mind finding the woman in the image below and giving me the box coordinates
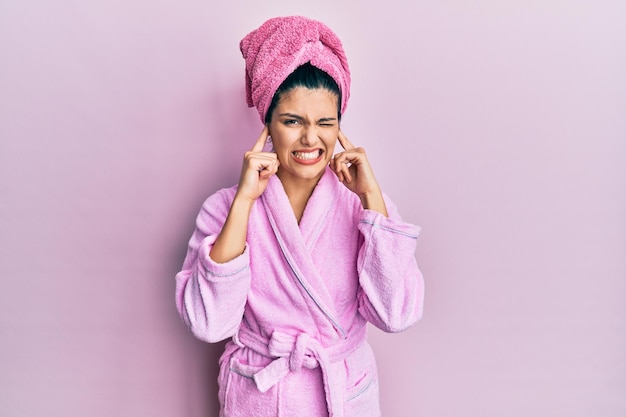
[175,16,424,417]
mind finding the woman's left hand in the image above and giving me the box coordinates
[330,130,388,216]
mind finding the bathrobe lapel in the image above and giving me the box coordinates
[261,169,346,340]
[298,169,337,251]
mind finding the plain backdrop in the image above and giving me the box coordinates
[1,1,625,416]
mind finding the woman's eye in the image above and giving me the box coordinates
[284,119,299,125]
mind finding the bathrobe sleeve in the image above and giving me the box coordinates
[175,188,251,343]
[356,197,425,333]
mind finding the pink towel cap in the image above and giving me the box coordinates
[240,16,351,122]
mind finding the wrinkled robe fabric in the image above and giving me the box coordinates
[175,167,424,417]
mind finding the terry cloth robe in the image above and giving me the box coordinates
[175,166,424,417]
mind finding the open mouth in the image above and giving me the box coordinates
[292,149,323,161]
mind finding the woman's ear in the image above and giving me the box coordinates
[264,123,271,139]
[263,124,274,152]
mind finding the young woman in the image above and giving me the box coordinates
[175,16,424,417]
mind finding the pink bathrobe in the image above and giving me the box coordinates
[175,167,424,417]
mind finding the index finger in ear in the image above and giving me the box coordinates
[251,126,270,152]
[337,130,356,151]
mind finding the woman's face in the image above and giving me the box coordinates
[268,87,340,185]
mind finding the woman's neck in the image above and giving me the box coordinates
[276,171,323,224]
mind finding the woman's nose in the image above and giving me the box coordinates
[300,126,318,146]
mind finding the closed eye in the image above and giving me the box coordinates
[318,117,337,127]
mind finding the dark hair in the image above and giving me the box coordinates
[264,62,342,124]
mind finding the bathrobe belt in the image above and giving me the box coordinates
[234,326,367,417]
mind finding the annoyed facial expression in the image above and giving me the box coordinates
[268,87,340,185]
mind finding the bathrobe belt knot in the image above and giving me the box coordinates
[234,326,367,417]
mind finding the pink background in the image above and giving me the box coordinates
[1,1,625,416]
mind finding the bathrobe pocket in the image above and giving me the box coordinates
[344,343,381,417]
[345,367,379,416]
[223,357,278,416]
[346,368,375,401]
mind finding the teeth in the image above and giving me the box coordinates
[293,150,320,160]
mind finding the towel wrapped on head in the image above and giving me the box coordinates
[240,16,351,123]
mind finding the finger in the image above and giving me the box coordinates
[259,160,279,179]
[250,157,278,180]
[331,162,344,183]
[337,129,356,151]
[331,154,344,183]
[251,126,270,152]
[341,161,352,183]
[336,148,369,171]
[334,153,352,183]
[245,150,277,165]
[248,153,277,172]
[334,151,359,169]
[332,153,344,175]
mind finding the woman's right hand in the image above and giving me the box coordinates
[235,126,280,202]
[210,127,279,263]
